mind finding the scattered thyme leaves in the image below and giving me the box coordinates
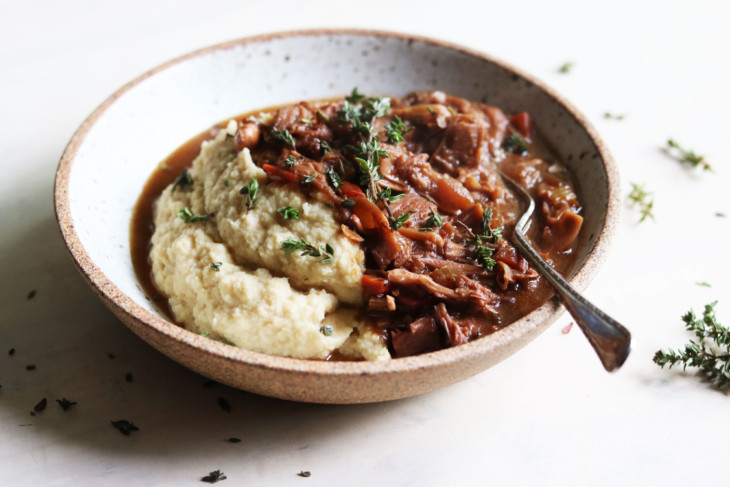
[56,398,77,411]
[559,62,574,73]
[345,87,366,104]
[210,262,223,271]
[666,139,712,171]
[697,282,712,288]
[319,325,333,336]
[628,183,654,223]
[178,207,210,223]
[272,128,296,148]
[384,115,409,144]
[298,471,312,478]
[26,365,36,371]
[277,206,300,220]
[653,301,730,387]
[218,397,232,413]
[281,237,334,263]
[478,208,503,243]
[301,174,317,186]
[420,211,443,231]
[389,211,415,230]
[33,398,47,414]
[239,178,260,213]
[111,419,139,436]
[325,167,342,191]
[172,169,193,192]
[285,155,298,168]
[474,245,496,271]
[201,470,227,483]
[603,112,626,120]
[502,133,528,155]
[27,290,36,300]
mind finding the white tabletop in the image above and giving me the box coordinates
[2,1,729,485]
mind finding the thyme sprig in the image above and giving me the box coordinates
[239,178,260,213]
[178,207,210,223]
[628,183,654,223]
[172,169,193,192]
[666,139,712,171]
[277,206,299,220]
[470,208,503,271]
[272,128,296,148]
[654,301,730,387]
[389,211,415,230]
[419,211,443,231]
[502,133,528,155]
[281,237,334,263]
[384,115,409,144]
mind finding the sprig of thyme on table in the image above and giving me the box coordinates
[654,301,730,387]
[628,183,654,223]
[666,139,712,171]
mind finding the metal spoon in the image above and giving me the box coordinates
[499,170,631,371]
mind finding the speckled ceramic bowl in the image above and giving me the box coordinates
[54,29,619,404]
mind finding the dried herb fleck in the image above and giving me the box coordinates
[111,419,139,436]
[201,470,227,483]
[27,290,36,300]
[33,398,47,414]
[319,325,333,336]
[297,471,312,478]
[25,365,36,371]
[8,348,15,356]
[210,262,223,271]
[56,398,77,411]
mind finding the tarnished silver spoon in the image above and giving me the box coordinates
[499,170,631,371]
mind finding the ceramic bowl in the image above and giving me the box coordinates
[54,29,619,404]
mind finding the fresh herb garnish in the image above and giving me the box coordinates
[299,117,312,124]
[239,178,260,213]
[316,109,330,122]
[319,140,331,156]
[420,211,443,231]
[559,62,574,73]
[474,245,496,271]
[201,470,227,483]
[301,174,317,185]
[56,398,77,411]
[666,139,712,171]
[277,206,300,220]
[210,262,223,271]
[325,167,342,191]
[218,397,232,413]
[377,187,406,204]
[426,106,436,115]
[502,133,528,155]
[345,87,366,104]
[111,419,139,436]
[654,301,730,387]
[272,128,296,147]
[384,115,409,144]
[389,211,415,230]
[178,207,210,223]
[281,237,334,263]
[603,112,626,120]
[319,325,333,336]
[342,199,356,208]
[697,282,712,288]
[224,179,230,187]
[298,471,312,478]
[477,208,503,243]
[172,169,193,192]
[628,183,654,223]
[284,155,298,168]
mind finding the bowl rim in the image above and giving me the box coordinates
[54,28,620,378]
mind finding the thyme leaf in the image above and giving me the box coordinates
[389,211,415,230]
[284,155,297,168]
[319,325,333,336]
[272,128,296,148]
[281,237,334,263]
[559,62,574,73]
[474,245,496,271]
[210,262,223,271]
[502,133,528,155]
[419,211,443,231]
[111,419,139,436]
[178,207,210,223]
[172,169,193,192]
[239,178,260,213]
[325,167,342,191]
[56,398,77,411]
[201,470,227,483]
[277,206,300,220]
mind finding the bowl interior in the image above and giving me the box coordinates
[57,30,616,403]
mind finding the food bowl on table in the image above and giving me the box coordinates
[54,29,619,404]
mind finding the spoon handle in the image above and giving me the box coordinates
[512,230,631,371]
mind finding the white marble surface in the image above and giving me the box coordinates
[1,0,729,485]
